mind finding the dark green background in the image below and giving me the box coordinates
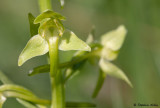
[0,0,160,108]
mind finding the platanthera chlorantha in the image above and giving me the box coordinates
[0,1,132,108]
[18,10,91,67]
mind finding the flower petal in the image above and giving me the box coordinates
[99,58,133,87]
[86,26,95,44]
[18,35,49,66]
[59,30,91,51]
[34,10,65,24]
[101,25,127,51]
[59,0,65,8]
[101,47,119,61]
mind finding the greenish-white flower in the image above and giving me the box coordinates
[99,25,132,87]
[93,25,132,98]
[101,25,127,61]
[18,10,91,66]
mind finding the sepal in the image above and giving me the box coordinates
[18,35,49,66]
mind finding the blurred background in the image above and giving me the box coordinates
[0,0,160,108]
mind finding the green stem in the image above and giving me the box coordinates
[38,0,52,13]
[49,36,59,77]
[38,0,65,107]
[28,48,102,76]
[3,91,50,105]
[51,70,65,108]
[60,48,102,68]
[0,84,36,97]
[48,36,65,108]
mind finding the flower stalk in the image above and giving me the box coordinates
[38,0,52,13]
[48,36,59,77]
[48,36,65,108]
[38,0,65,107]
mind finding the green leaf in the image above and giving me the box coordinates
[28,64,50,76]
[29,63,68,76]
[0,71,42,107]
[34,10,65,24]
[66,102,96,107]
[18,35,49,66]
[99,58,133,87]
[101,47,119,61]
[16,99,38,108]
[28,62,70,76]
[92,69,107,98]
[2,91,50,105]
[28,13,40,37]
[59,0,65,8]
[28,60,87,77]
[101,25,127,51]
[59,30,91,51]
[0,84,36,97]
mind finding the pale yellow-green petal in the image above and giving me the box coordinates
[101,25,127,51]
[101,47,119,61]
[86,26,95,44]
[59,30,91,51]
[34,10,65,24]
[18,35,49,66]
[99,58,133,87]
[86,34,94,44]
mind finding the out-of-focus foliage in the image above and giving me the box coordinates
[0,0,160,108]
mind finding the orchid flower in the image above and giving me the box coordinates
[18,10,91,66]
[92,25,133,98]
